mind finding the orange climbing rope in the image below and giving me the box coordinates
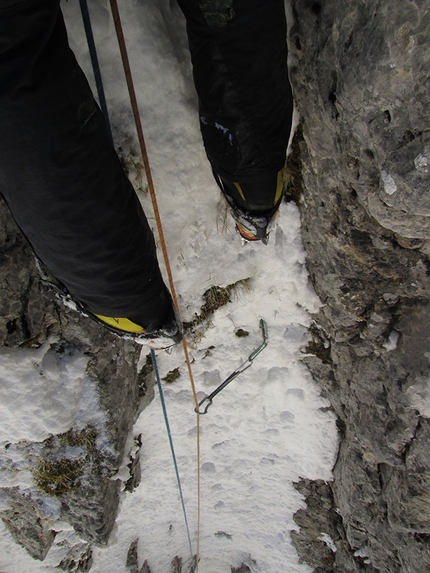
[108,0,201,568]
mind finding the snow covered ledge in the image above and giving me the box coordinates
[0,198,153,565]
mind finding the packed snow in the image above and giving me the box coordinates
[0,1,338,572]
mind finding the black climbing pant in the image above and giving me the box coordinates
[0,0,170,329]
[0,0,293,326]
[177,0,293,208]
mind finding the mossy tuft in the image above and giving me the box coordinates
[184,279,251,334]
[235,328,249,337]
[60,426,98,451]
[163,367,181,384]
[34,458,84,495]
[33,426,99,496]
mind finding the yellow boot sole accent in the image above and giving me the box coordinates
[274,169,284,205]
[234,169,284,206]
[94,314,146,334]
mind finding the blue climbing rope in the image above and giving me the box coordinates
[79,0,113,143]
[151,349,196,572]
[78,4,195,565]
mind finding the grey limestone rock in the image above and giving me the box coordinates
[288,0,430,572]
[0,196,155,565]
[0,487,56,561]
[126,539,140,573]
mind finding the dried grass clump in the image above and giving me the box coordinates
[184,278,251,336]
[34,458,84,495]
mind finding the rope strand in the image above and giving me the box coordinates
[78,0,113,143]
[151,349,195,571]
[108,0,201,567]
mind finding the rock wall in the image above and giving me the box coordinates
[287,1,430,572]
[0,198,154,567]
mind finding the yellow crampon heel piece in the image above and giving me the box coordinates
[94,315,146,334]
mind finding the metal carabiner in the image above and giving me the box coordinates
[195,319,268,415]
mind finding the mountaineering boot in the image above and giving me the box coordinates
[37,261,183,350]
[213,169,284,244]
[176,0,293,243]
[93,290,183,350]
[91,312,183,350]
